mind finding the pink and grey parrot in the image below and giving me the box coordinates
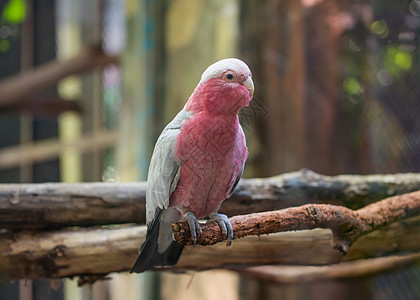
[130,58,254,273]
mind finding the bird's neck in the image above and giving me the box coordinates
[185,79,249,116]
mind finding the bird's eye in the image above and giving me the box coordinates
[225,73,234,80]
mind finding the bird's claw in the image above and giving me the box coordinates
[208,212,233,247]
[182,212,202,246]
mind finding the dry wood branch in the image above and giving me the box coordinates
[0,130,118,171]
[239,253,420,283]
[1,170,420,229]
[0,180,145,229]
[1,215,420,280]
[229,169,420,213]
[0,96,82,115]
[173,190,420,254]
[0,44,119,107]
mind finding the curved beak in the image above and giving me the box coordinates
[243,76,254,97]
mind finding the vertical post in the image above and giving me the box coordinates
[118,0,161,181]
[19,0,34,184]
[118,1,165,298]
[240,0,306,177]
[80,0,105,182]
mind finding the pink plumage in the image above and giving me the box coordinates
[171,76,251,218]
[131,58,254,273]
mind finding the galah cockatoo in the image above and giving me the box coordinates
[130,58,254,273]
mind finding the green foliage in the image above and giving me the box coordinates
[0,38,10,52]
[343,77,363,96]
[0,0,27,54]
[1,0,27,24]
[370,20,389,38]
[385,45,413,76]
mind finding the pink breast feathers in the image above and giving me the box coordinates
[171,113,247,218]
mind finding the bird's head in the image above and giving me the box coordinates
[185,58,254,115]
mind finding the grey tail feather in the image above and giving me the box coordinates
[130,210,184,273]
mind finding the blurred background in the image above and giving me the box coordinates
[0,0,420,299]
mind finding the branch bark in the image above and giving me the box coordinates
[239,252,420,283]
[0,181,145,229]
[0,171,420,281]
[1,170,420,229]
[1,215,419,281]
[172,190,420,254]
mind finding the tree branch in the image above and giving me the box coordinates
[0,181,145,229]
[239,252,420,283]
[1,171,420,281]
[0,130,118,171]
[1,215,420,281]
[1,170,420,229]
[172,190,420,254]
[0,44,119,108]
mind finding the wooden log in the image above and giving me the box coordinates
[0,215,419,281]
[223,170,420,214]
[0,181,145,229]
[1,170,420,229]
[239,252,420,283]
[0,130,118,172]
[0,96,82,115]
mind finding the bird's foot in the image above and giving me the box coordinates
[207,212,233,247]
[181,212,202,246]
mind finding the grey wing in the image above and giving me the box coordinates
[145,109,191,223]
[226,164,244,198]
[227,125,247,198]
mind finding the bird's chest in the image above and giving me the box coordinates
[175,114,239,164]
[171,113,246,217]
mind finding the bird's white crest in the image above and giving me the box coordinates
[199,58,251,84]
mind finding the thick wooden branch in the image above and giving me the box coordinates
[1,172,420,281]
[0,45,119,107]
[1,215,420,281]
[228,170,420,213]
[239,253,420,283]
[173,190,420,254]
[1,95,82,115]
[0,130,118,170]
[1,170,420,229]
[0,181,145,229]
